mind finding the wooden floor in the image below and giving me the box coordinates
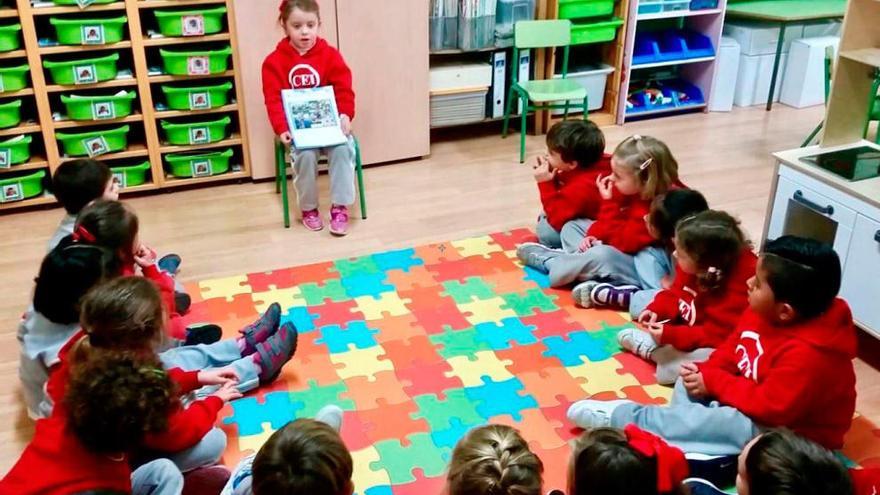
[2,104,879,472]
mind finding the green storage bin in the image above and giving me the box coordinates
[160,116,230,145]
[0,134,32,168]
[60,90,136,121]
[51,0,120,5]
[0,23,21,52]
[159,46,231,76]
[153,6,227,37]
[559,0,615,19]
[43,52,120,85]
[0,169,45,203]
[110,161,149,188]
[166,148,232,178]
[0,64,29,92]
[56,124,129,157]
[49,16,127,45]
[571,17,624,45]
[161,81,232,110]
[0,98,22,128]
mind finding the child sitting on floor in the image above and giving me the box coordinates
[618,210,756,385]
[532,120,611,252]
[567,236,857,455]
[446,424,544,495]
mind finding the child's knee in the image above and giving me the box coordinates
[175,427,227,471]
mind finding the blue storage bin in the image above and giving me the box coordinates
[689,0,718,9]
[632,29,715,65]
[638,0,663,15]
[626,79,705,115]
[662,0,690,11]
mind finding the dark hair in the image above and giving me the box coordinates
[648,189,709,242]
[675,210,750,291]
[745,430,853,495]
[253,418,353,495]
[448,424,544,495]
[79,276,165,351]
[546,120,605,169]
[76,200,139,263]
[33,239,121,324]
[65,350,174,455]
[761,236,841,318]
[52,159,111,215]
[279,0,321,21]
[568,428,687,495]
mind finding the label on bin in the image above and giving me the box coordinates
[76,0,96,8]
[1,182,22,203]
[112,172,126,189]
[187,56,210,76]
[81,25,105,45]
[0,78,5,93]
[189,127,210,144]
[189,92,211,110]
[182,15,206,37]
[73,64,98,85]
[83,136,109,157]
[0,149,10,169]
[91,101,116,120]
[191,159,212,177]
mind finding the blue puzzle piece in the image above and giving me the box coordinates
[281,306,319,333]
[474,317,538,350]
[541,331,611,366]
[372,248,423,273]
[341,272,395,299]
[315,321,380,353]
[222,391,303,436]
[523,266,550,288]
[463,376,538,421]
[431,417,479,457]
[363,487,393,495]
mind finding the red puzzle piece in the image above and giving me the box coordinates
[489,228,538,251]
[414,242,462,265]
[312,300,365,328]
[613,352,659,386]
[392,473,447,495]
[380,335,444,369]
[494,408,566,450]
[356,400,430,445]
[385,265,437,291]
[399,286,453,312]
[344,370,410,410]
[394,361,462,398]
[339,410,374,452]
[521,310,585,339]
[373,314,424,344]
[496,343,564,376]
[411,303,471,335]
[519,367,589,408]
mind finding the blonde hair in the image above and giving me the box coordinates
[613,135,679,200]
[448,425,544,495]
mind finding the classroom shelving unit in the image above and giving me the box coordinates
[0,0,250,212]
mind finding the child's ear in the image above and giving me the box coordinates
[778,303,797,322]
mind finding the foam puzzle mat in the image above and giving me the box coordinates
[182,229,880,493]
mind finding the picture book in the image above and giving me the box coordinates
[282,86,347,150]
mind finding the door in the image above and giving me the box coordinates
[840,214,880,338]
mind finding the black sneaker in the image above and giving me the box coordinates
[184,323,222,346]
[174,291,191,314]
[686,453,739,490]
[683,478,729,495]
[158,253,182,276]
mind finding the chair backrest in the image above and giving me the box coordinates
[514,19,572,49]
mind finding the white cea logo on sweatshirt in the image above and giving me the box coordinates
[735,330,765,382]
[678,286,698,326]
[289,64,320,89]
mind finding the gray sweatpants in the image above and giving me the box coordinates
[610,379,761,455]
[291,137,355,211]
[652,346,714,385]
[536,215,592,253]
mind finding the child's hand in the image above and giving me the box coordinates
[660,274,674,289]
[645,321,664,342]
[279,132,292,144]
[682,367,707,399]
[532,156,556,183]
[578,236,601,252]
[198,368,239,386]
[211,381,243,403]
[134,245,158,268]
[339,114,352,136]
[679,361,699,378]
[637,310,659,327]
[596,174,615,200]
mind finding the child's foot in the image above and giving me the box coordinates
[315,404,344,432]
[185,323,222,346]
[516,242,562,272]
[572,280,600,308]
[329,205,349,236]
[182,464,231,494]
[566,399,630,428]
[617,327,658,360]
[158,253,182,276]
[239,302,282,355]
[174,291,191,314]
[302,209,324,231]
[683,478,728,495]
[253,322,298,384]
[590,283,640,308]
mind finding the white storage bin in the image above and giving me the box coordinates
[550,64,614,115]
[430,62,493,92]
[431,89,489,127]
[734,52,788,107]
[723,21,803,56]
[781,36,839,109]
[803,20,841,38]
[709,36,741,112]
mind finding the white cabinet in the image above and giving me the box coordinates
[839,215,880,338]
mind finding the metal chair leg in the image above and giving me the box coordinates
[519,97,528,164]
[802,121,824,147]
[502,86,516,138]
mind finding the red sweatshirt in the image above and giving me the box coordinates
[122,266,185,340]
[262,37,355,136]
[648,249,757,351]
[0,414,132,495]
[538,154,612,231]
[851,467,880,495]
[586,194,655,254]
[699,299,857,449]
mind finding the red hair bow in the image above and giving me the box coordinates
[279,0,286,12]
[72,225,96,243]
[624,425,689,493]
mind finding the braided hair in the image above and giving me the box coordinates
[447,425,544,495]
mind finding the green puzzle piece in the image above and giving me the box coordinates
[289,379,356,418]
[411,389,484,431]
[371,432,449,484]
[333,256,381,277]
[441,277,496,304]
[429,326,491,360]
[500,288,558,316]
[298,279,349,305]
[589,321,635,356]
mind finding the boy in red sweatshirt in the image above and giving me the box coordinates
[567,235,857,456]
[533,120,611,252]
[263,0,356,236]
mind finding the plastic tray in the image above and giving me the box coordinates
[153,6,227,37]
[626,79,705,115]
[558,0,614,19]
[159,46,231,76]
[638,0,663,14]
[690,0,718,9]
[0,169,45,203]
[51,0,119,5]
[49,16,127,45]
[632,29,715,65]
[570,17,624,45]
[0,23,21,52]
[56,124,130,157]
[43,52,120,85]
[165,148,232,178]
[458,15,494,51]
[61,90,136,121]
[161,81,232,110]
[0,134,32,167]
[0,98,21,128]
[663,0,690,11]
[160,115,230,145]
[110,161,149,188]
[0,64,29,92]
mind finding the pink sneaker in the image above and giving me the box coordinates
[329,205,349,236]
[301,209,323,231]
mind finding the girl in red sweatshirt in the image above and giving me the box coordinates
[263,0,357,236]
[618,210,757,384]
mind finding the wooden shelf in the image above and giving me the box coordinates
[159,134,242,153]
[839,48,880,68]
[143,33,231,47]
[0,158,49,174]
[153,103,237,119]
[161,169,247,188]
[0,50,27,60]
[40,41,132,55]
[430,46,500,55]
[149,70,235,83]
[430,116,506,129]
[638,8,723,21]
[0,8,19,18]
[0,123,42,137]
[60,144,149,162]
[138,0,227,8]
[625,103,707,118]
[632,56,716,70]
[0,194,55,211]
[53,113,144,129]
[31,3,127,15]
[0,89,35,98]
[46,77,138,93]
[119,182,159,194]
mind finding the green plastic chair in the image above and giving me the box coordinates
[274,137,367,229]
[864,67,880,144]
[801,46,835,147]
[502,19,588,163]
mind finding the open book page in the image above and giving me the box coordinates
[282,87,348,150]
